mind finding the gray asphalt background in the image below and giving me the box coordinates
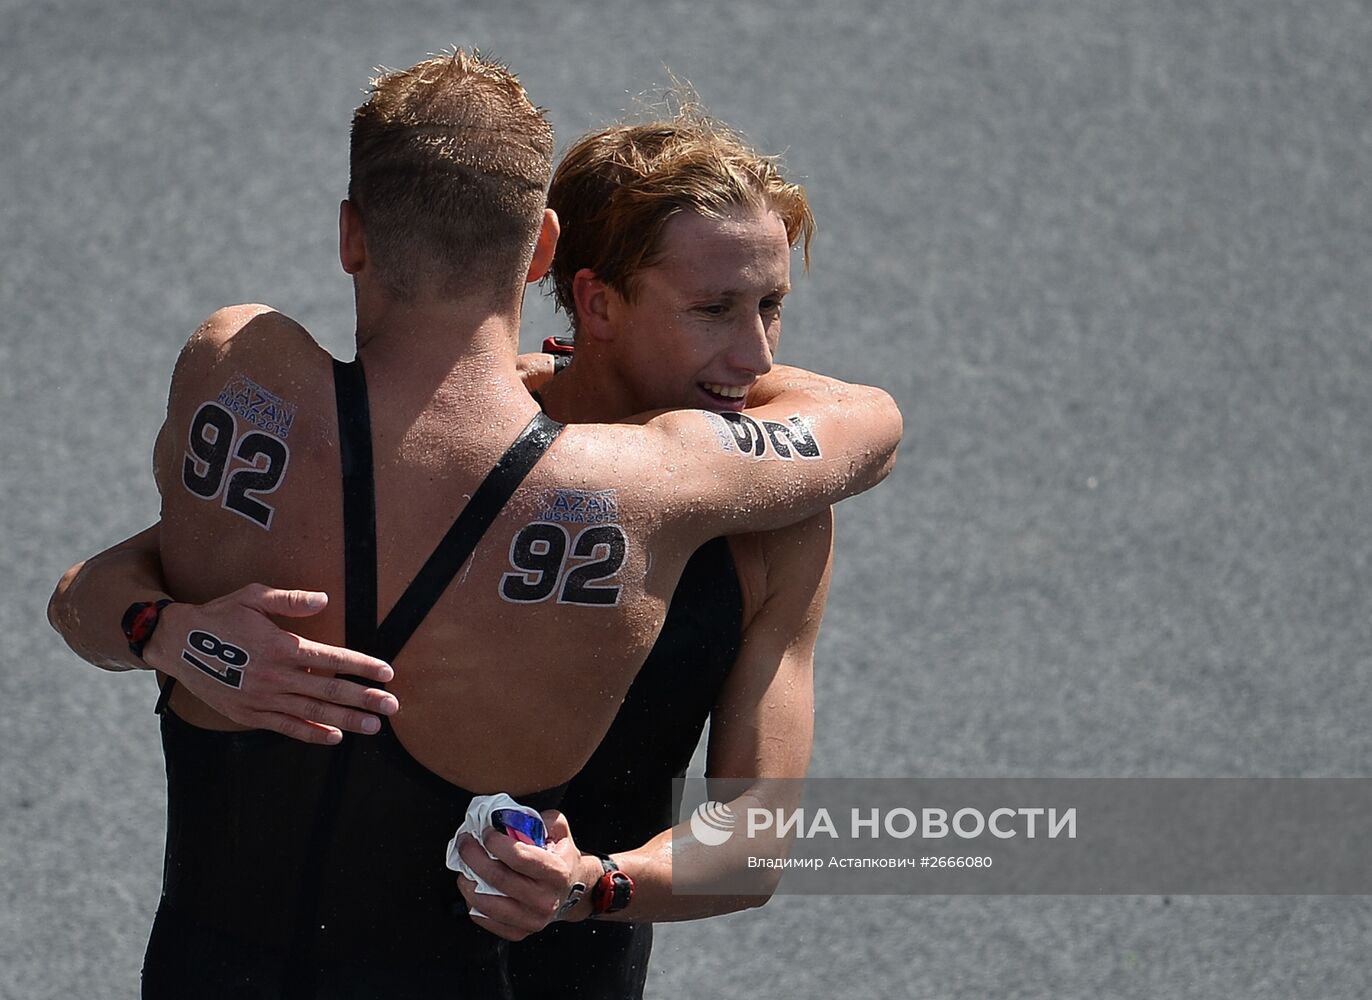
[3,1,1370,997]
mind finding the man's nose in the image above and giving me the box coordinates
[729,314,774,376]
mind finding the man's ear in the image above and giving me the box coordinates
[571,268,618,343]
[526,208,559,283]
[339,200,366,275]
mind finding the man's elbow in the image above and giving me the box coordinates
[47,559,85,639]
[850,385,903,493]
[873,386,903,477]
[48,559,127,671]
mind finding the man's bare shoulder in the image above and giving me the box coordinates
[538,419,651,484]
[167,305,334,421]
[155,304,339,530]
[176,304,327,378]
[547,408,733,483]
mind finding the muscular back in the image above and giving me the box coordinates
[155,305,897,794]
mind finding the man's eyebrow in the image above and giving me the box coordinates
[683,282,792,300]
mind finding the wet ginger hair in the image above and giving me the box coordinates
[349,49,554,303]
[545,104,815,329]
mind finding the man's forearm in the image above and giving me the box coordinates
[48,525,170,672]
[578,834,771,923]
[48,523,399,741]
[564,782,796,924]
[744,364,903,500]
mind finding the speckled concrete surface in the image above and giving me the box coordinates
[4,1,1370,996]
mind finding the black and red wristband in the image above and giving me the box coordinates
[589,855,634,917]
[121,599,173,660]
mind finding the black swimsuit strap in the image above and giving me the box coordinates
[372,405,563,663]
[281,357,376,998]
[282,357,562,997]
[332,357,379,654]
[334,358,563,662]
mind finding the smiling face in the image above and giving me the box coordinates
[601,203,792,414]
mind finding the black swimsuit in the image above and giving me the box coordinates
[143,359,564,999]
[506,542,743,999]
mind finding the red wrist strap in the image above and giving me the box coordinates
[121,599,173,659]
[590,856,633,916]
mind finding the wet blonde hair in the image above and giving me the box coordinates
[546,102,814,327]
[349,49,554,303]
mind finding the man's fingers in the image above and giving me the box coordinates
[276,695,387,736]
[294,637,394,684]
[255,712,344,746]
[482,828,565,881]
[541,809,572,842]
[457,876,546,939]
[159,587,398,745]
[291,668,398,716]
[466,833,566,920]
[241,586,330,619]
[458,834,520,893]
[458,834,548,904]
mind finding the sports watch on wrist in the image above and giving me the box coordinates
[121,599,173,660]
[589,855,633,917]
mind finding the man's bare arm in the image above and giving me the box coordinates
[589,509,830,920]
[49,524,170,672]
[624,366,900,540]
[48,522,399,743]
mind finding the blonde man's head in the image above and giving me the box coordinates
[546,103,815,330]
[349,49,554,303]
